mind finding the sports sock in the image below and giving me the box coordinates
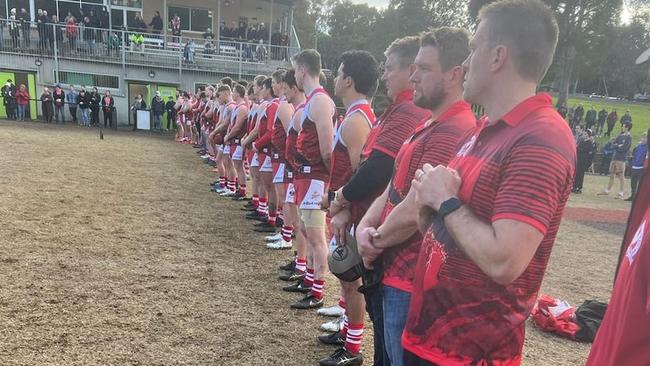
[311,279,324,300]
[239,184,246,196]
[303,268,314,287]
[252,194,259,207]
[345,323,364,355]
[268,210,277,226]
[295,257,306,273]
[281,225,293,243]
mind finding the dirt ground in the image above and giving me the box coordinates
[0,121,631,365]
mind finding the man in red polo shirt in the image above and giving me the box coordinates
[356,28,475,366]
[325,35,432,366]
[402,1,575,364]
[586,129,650,366]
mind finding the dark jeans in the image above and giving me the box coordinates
[404,351,436,366]
[166,111,175,129]
[605,123,615,137]
[600,155,612,175]
[631,168,644,198]
[573,160,590,190]
[383,286,411,366]
[363,285,390,366]
[69,106,78,122]
[103,110,113,128]
[91,107,99,126]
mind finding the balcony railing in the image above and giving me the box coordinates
[0,19,299,79]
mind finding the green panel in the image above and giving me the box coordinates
[0,72,15,118]
[28,74,37,120]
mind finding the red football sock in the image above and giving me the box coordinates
[311,279,324,300]
[239,184,246,196]
[281,225,293,243]
[252,194,259,207]
[268,210,277,226]
[295,257,306,273]
[219,176,226,188]
[338,297,347,309]
[340,314,349,338]
[303,268,314,287]
[257,197,268,216]
[345,323,364,355]
[227,179,236,192]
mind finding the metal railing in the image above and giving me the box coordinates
[0,19,299,79]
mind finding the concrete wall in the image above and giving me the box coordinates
[0,53,267,125]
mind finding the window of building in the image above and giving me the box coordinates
[1,2,7,18]
[57,71,119,89]
[168,6,212,33]
[109,0,141,8]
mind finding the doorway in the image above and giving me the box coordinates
[127,82,177,126]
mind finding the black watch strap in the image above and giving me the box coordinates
[437,197,462,220]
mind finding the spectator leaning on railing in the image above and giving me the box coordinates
[53,84,66,124]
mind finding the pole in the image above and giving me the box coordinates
[178,55,182,85]
[108,0,112,34]
[163,0,167,48]
[269,0,273,56]
[53,23,59,83]
[216,0,221,41]
[238,49,242,80]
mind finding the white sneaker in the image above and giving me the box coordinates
[200,154,210,159]
[265,233,282,242]
[617,191,626,199]
[317,304,345,317]
[320,315,344,332]
[220,190,236,197]
[266,239,293,249]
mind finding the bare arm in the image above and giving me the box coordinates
[278,102,294,132]
[311,95,335,170]
[225,107,248,141]
[242,122,259,147]
[341,113,372,171]
[372,187,419,249]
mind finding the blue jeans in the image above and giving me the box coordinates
[364,285,391,366]
[81,108,90,126]
[383,286,411,366]
[17,104,26,120]
[153,114,162,130]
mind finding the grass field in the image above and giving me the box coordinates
[0,120,633,365]
[561,95,650,144]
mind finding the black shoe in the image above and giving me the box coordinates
[250,214,270,223]
[319,348,363,366]
[254,225,278,233]
[245,212,267,220]
[291,293,324,309]
[282,280,311,293]
[279,270,305,282]
[318,331,345,346]
[624,197,633,201]
[279,260,296,271]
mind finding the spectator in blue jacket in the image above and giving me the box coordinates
[66,85,79,124]
[626,132,648,201]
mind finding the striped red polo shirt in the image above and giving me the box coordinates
[381,100,476,293]
[402,93,576,365]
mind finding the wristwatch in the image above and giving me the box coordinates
[436,197,462,220]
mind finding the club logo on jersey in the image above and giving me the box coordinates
[456,135,477,157]
[626,220,646,264]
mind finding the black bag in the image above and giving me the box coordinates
[574,300,608,342]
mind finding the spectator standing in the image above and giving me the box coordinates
[66,15,78,52]
[89,87,100,127]
[149,11,163,35]
[82,16,95,53]
[8,9,19,49]
[107,32,121,56]
[556,103,567,119]
[53,84,66,123]
[620,109,632,126]
[101,90,115,128]
[40,88,54,123]
[599,122,633,198]
[626,133,647,201]
[596,107,608,136]
[78,89,90,126]
[15,84,30,121]
[573,103,584,128]
[132,14,147,33]
[599,138,616,175]
[606,109,618,137]
[151,91,165,131]
[37,9,47,50]
[1,79,17,120]
[170,14,181,43]
[50,15,64,50]
[165,96,176,130]
[66,85,79,124]
[130,94,146,131]
[0,13,5,49]
[585,106,596,130]
[573,129,596,193]
[19,8,30,48]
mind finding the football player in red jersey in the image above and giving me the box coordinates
[402,2,575,365]
[223,84,250,200]
[316,50,379,366]
[284,49,336,310]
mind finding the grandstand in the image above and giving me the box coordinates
[0,0,300,125]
